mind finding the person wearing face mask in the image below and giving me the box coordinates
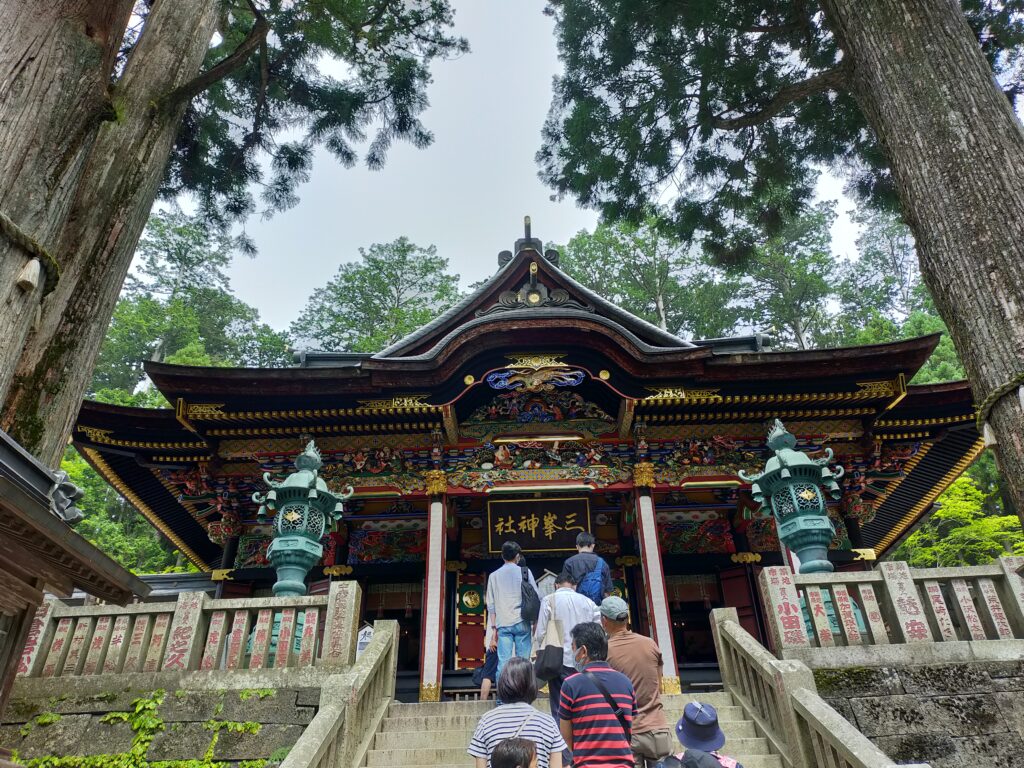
[558,622,636,768]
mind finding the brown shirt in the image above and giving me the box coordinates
[606,630,668,733]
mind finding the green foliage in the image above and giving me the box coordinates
[892,476,1024,567]
[61,448,186,574]
[731,202,839,350]
[20,713,61,737]
[559,217,743,338]
[151,1,468,235]
[292,237,460,352]
[267,748,291,763]
[560,202,842,349]
[92,210,292,399]
[12,691,269,768]
[238,689,275,702]
[538,0,1024,251]
[74,209,303,572]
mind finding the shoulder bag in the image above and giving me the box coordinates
[534,594,564,682]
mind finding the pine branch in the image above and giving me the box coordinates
[711,64,848,130]
[161,1,269,111]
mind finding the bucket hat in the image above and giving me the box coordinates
[675,701,726,752]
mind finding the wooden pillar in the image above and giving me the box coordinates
[420,471,448,702]
[214,536,240,599]
[633,464,680,694]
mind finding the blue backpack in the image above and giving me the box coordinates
[577,559,606,604]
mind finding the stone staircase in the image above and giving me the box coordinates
[363,691,782,767]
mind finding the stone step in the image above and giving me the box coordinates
[365,749,782,768]
[388,701,743,721]
[374,719,758,750]
[380,711,753,733]
[388,692,734,718]
[660,692,735,707]
[371,727,769,754]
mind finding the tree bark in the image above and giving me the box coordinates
[819,0,1024,522]
[1,0,220,464]
[0,1,132,404]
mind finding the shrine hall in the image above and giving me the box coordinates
[72,223,979,700]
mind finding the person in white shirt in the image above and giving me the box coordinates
[486,541,539,682]
[533,571,600,717]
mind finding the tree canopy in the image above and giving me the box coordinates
[63,209,294,573]
[0,0,468,467]
[291,237,461,352]
[63,448,193,574]
[893,475,1024,567]
[538,0,1024,518]
[559,218,742,338]
[92,209,291,397]
[538,0,1024,250]
[156,0,469,238]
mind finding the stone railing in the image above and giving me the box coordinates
[17,582,361,678]
[711,608,928,768]
[280,620,399,768]
[758,557,1024,666]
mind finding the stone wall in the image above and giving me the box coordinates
[815,660,1024,768]
[0,685,321,766]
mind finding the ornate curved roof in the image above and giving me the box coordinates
[72,222,979,568]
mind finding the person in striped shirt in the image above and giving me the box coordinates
[468,656,567,768]
[558,622,636,767]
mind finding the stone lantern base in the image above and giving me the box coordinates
[267,536,324,597]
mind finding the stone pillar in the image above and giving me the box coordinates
[633,465,680,694]
[321,580,362,667]
[997,556,1024,635]
[758,566,810,654]
[878,561,933,643]
[17,599,56,677]
[162,591,208,671]
[420,470,448,702]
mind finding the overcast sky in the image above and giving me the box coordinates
[226,1,858,332]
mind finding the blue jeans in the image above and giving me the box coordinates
[496,620,532,684]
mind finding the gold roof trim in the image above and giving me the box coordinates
[356,394,434,410]
[875,437,985,554]
[205,422,442,437]
[643,407,876,423]
[875,413,976,428]
[76,427,206,451]
[180,398,441,422]
[640,377,905,408]
[505,354,568,370]
[80,447,210,570]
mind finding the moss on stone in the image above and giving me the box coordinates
[813,666,881,696]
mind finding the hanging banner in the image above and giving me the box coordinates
[487,497,591,553]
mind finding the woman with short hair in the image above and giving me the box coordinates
[468,657,566,768]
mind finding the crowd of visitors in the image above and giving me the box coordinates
[472,534,744,768]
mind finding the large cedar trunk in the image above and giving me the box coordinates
[819,0,1024,521]
[1,0,220,465]
[0,1,131,406]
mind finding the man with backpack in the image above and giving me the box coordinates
[486,540,541,682]
[563,532,613,604]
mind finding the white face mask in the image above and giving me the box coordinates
[573,648,587,673]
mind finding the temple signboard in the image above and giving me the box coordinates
[487,497,590,553]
